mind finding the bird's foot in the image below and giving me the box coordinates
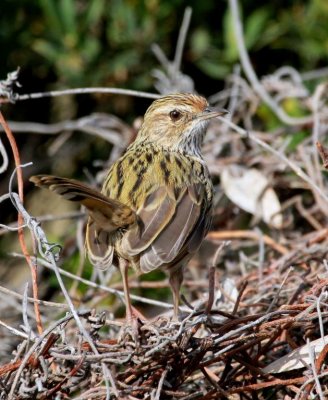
[119,306,146,345]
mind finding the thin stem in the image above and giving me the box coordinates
[0,111,43,335]
[229,0,313,126]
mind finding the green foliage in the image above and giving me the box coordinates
[256,104,281,131]
[189,0,328,79]
[287,130,309,152]
[0,0,179,91]
[140,269,171,302]
[256,99,311,150]
[189,6,272,79]
[33,0,105,85]
[2,0,328,94]
[282,98,308,118]
[257,98,309,130]
[19,0,189,89]
[272,0,328,67]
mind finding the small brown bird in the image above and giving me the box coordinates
[30,93,226,321]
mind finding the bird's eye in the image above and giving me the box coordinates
[169,109,182,122]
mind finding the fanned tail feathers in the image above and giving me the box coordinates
[30,175,136,232]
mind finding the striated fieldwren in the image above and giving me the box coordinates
[30,93,226,320]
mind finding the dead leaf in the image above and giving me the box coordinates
[221,166,283,229]
[263,336,328,373]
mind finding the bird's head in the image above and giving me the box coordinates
[136,93,227,156]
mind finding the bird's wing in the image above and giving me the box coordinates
[122,183,209,273]
[121,185,177,255]
[30,175,136,232]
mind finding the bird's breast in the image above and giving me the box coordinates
[102,145,212,210]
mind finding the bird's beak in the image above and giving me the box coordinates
[196,107,229,121]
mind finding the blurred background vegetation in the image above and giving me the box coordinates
[1,0,328,120]
[1,0,328,311]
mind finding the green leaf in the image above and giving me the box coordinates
[222,8,238,62]
[59,0,77,36]
[197,58,230,79]
[39,0,62,37]
[81,37,100,63]
[245,8,270,49]
[32,39,60,62]
[84,0,105,28]
[190,28,210,57]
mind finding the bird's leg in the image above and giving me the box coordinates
[169,268,183,320]
[119,258,133,321]
[119,258,142,340]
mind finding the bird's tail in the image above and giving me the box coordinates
[30,175,136,269]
